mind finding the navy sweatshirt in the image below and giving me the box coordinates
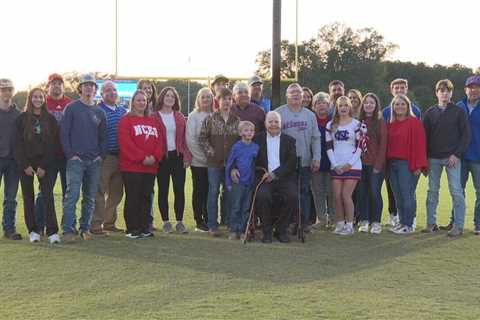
[60,100,107,160]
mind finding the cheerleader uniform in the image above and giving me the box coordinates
[326,119,363,180]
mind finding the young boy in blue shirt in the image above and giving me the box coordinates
[225,121,259,240]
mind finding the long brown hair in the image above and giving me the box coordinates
[330,96,353,132]
[155,86,181,112]
[23,88,50,142]
[359,93,382,140]
[137,79,157,110]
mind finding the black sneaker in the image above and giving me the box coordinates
[141,231,154,238]
[126,232,142,239]
[275,232,290,243]
[4,231,22,240]
[262,232,273,243]
[195,223,209,232]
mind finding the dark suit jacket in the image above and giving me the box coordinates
[254,132,297,182]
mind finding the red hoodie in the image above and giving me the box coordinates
[118,115,165,174]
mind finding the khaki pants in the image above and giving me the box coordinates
[311,171,335,224]
[91,155,124,230]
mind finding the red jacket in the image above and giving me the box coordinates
[387,117,428,173]
[118,115,165,174]
[152,111,192,163]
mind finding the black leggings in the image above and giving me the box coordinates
[190,166,208,225]
[156,152,186,222]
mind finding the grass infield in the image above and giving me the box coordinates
[1,172,479,319]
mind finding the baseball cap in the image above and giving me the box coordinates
[48,73,64,84]
[0,78,14,89]
[212,74,229,86]
[248,75,263,86]
[465,75,480,87]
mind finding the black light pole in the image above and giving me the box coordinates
[272,0,281,108]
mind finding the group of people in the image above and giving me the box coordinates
[0,72,479,244]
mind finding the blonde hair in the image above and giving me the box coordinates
[390,94,415,122]
[238,120,255,132]
[330,96,353,132]
[194,87,214,112]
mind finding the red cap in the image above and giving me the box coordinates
[48,73,64,84]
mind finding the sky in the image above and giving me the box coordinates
[2,0,478,90]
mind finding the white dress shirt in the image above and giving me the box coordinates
[266,133,281,173]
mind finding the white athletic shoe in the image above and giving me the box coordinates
[392,225,413,235]
[370,222,382,234]
[338,225,354,236]
[358,221,369,233]
[29,232,41,243]
[332,223,345,234]
[388,214,399,227]
[48,233,61,244]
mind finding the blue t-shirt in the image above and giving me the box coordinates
[225,140,260,189]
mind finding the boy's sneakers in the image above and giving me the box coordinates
[48,233,61,244]
[29,231,41,243]
[338,224,354,236]
[163,222,173,234]
[176,222,188,234]
[447,225,463,237]
[370,222,382,234]
[358,221,369,233]
[195,223,209,232]
[4,231,22,240]
[392,225,413,235]
[421,224,439,233]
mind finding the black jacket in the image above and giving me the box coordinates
[14,112,59,170]
[254,132,297,181]
[423,102,471,159]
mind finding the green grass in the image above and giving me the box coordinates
[1,173,480,320]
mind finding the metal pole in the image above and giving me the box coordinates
[115,0,119,77]
[272,0,281,108]
[295,0,299,82]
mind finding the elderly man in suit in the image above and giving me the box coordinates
[254,111,297,243]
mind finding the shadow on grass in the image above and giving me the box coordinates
[45,229,468,285]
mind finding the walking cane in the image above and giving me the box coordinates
[242,167,268,244]
[297,157,305,243]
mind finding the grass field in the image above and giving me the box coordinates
[1,173,479,320]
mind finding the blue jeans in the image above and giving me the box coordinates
[228,183,252,233]
[207,167,227,230]
[449,159,480,227]
[357,165,385,223]
[388,160,419,227]
[426,158,465,228]
[62,158,101,234]
[34,157,66,231]
[0,158,19,234]
[299,167,312,226]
